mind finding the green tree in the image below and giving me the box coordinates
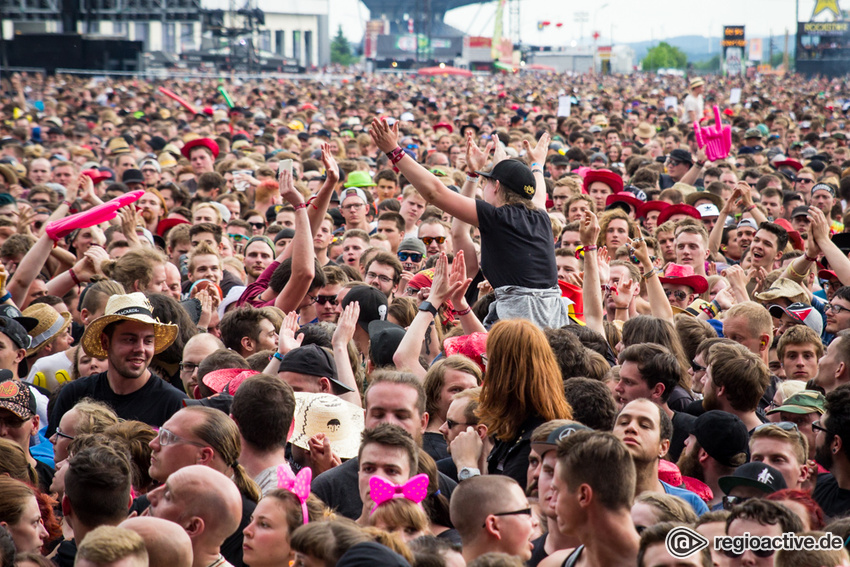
[642,41,687,71]
[331,25,358,66]
[693,55,721,72]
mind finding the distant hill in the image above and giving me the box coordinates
[621,34,796,62]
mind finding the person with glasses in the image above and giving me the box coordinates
[723,498,802,566]
[338,187,372,233]
[813,385,850,518]
[657,263,707,310]
[179,333,225,397]
[417,218,450,257]
[397,237,426,277]
[363,251,402,299]
[436,387,491,483]
[450,475,536,563]
[313,265,348,324]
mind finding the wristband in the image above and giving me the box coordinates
[62,200,78,213]
[69,268,81,286]
[293,202,307,210]
[531,162,541,167]
[575,245,598,260]
[466,175,479,183]
[804,252,818,263]
[465,171,479,178]
[696,160,706,167]
[531,168,543,174]
[744,205,756,212]
[456,306,472,317]
[789,263,807,279]
[387,147,405,165]
[0,292,10,303]
[197,327,208,333]
[642,266,662,280]
[711,299,723,313]
[272,352,283,361]
[418,300,438,316]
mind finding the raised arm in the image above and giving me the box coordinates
[522,131,551,210]
[331,303,363,406]
[370,118,479,226]
[631,237,674,322]
[452,133,492,277]
[809,207,850,286]
[580,211,604,335]
[709,186,740,255]
[447,250,487,335]
[306,143,340,236]
[274,169,315,313]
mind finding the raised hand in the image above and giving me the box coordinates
[369,117,400,153]
[465,131,493,173]
[278,167,304,207]
[332,302,360,349]
[579,210,600,247]
[320,142,340,183]
[278,310,304,355]
[693,105,732,161]
[522,131,550,167]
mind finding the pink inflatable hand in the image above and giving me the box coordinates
[45,190,144,241]
[158,87,199,115]
[693,106,732,161]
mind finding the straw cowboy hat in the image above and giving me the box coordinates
[81,293,178,358]
[22,304,72,357]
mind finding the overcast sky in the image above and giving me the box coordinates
[329,0,828,45]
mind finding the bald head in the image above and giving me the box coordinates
[120,516,193,567]
[153,465,241,546]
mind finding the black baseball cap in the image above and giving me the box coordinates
[121,169,145,184]
[669,149,694,165]
[340,285,388,332]
[475,159,537,200]
[0,317,32,351]
[368,321,406,368]
[278,344,354,393]
[685,411,749,468]
[530,422,591,456]
[719,462,787,495]
[0,305,38,332]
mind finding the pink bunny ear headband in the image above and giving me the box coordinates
[369,474,429,515]
[277,465,312,525]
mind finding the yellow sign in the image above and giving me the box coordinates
[812,0,841,18]
[803,22,848,32]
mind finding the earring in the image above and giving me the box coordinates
[834,448,838,454]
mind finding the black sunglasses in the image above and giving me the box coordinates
[398,252,423,262]
[722,495,749,511]
[249,222,265,229]
[691,359,706,372]
[316,295,337,306]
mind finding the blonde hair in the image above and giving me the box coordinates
[76,526,148,567]
[750,424,809,466]
[191,202,223,224]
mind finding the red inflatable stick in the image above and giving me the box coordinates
[45,190,144,241]
[157,87,198,115]
[693,106,732,162]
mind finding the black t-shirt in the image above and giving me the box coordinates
[52,538,77,567]
[487,415,545,488]
[528,534,549,567]
[312,457,457,520]
[813,473,850,520]
[475,200,557,289]
[47,371,187,437]
[669,411,696,463]
[34,459,55,495]
[131,492,254,567]
[423,431,449,462]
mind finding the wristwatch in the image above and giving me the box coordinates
[458,467,481,481]
[418,301,438,316]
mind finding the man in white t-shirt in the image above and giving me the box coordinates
[683,77,705,123]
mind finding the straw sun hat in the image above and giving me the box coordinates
[81,293,178,359]
[290,392,365,460]
[22,304,71,357]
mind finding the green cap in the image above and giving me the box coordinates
[744,128,763,139]
[766,390,825,416]
[343,171,376,188]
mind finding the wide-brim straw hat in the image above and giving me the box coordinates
[22,304,72,357]
[81,293,178,358]
[290,392,365,460]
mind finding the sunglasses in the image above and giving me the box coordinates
[228,233,249,242]
[722,495,750,511]
[316,295,337,306]
[249,222,265,229]
[445,418,470,429]
[420,236,446,246]
[754,421,799,433]
[691,359,706,372]
[723,547,774,559]
[483,507,532,527]
[664,289,688,301]
[398,252,423,262]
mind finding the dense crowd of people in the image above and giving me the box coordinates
[0,68,848,567]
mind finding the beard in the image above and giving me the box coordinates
[815,439,834,471]
[141,209,155,223]
[676,443,706,482]
[702,387,720,411]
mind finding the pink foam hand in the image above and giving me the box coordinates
[158,87,199,115]
[369,474,430,512]
[45,190,145,242]
[276,464,313,524]
[693,106,732,162]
